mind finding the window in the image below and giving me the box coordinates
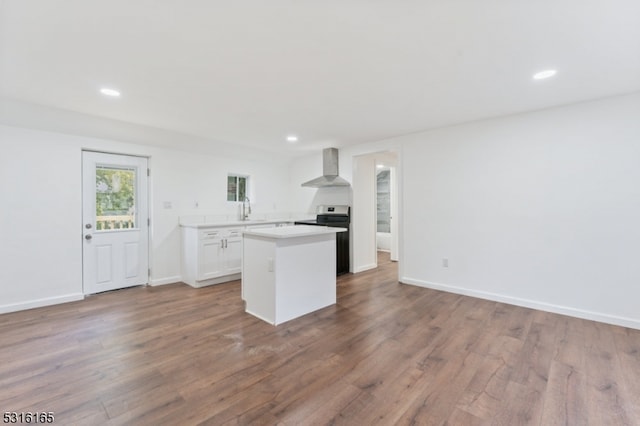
[227,174,248,202]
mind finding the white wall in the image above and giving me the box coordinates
[0,128,82,310]
[287,93,640,329]
[288,153,351,217]
[0,124,292,313]
[288,139,404,218]
[288,146,402,273]
[397,93,640,329]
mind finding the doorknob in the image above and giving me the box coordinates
[85,223,92,229]
[85,234,92,240]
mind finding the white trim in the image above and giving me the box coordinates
[353,263,377,274]
[186,273,242,288]
[149,276,182,286]
[401,276,640,331]
[0,294,84,315]
[396,145,405,283]
[245,309,275,325]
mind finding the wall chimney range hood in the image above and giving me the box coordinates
[301,148,350,188]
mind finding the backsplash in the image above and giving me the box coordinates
[179,211,314,225]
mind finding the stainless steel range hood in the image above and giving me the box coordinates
[301,148,351,188]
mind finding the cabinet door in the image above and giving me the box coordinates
[224,236,243,274]
[198,238,224,280]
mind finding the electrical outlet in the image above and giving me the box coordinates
[163,201,172,209]
[442,258,449,268]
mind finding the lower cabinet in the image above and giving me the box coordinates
[221,233,242,275]
[182,222,288,287]
[182,226,243,287]
[197,228,242,281]
[198,230,224,280]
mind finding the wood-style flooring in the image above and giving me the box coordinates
[1,252,639,425]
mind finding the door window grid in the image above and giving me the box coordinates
[96,165,137,230]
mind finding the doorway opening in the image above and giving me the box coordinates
[351,150,400,274]
[375,152,398,262]
[376,166,398,261]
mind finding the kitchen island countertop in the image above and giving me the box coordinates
[243,224,346,239]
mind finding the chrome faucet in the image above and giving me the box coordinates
[242,196,251,221]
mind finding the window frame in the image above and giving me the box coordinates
[227,173,249,202]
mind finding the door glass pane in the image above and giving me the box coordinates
[96,166,137,230]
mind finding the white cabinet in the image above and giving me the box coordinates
[221,229,242,275]
[181,220,294,288]
[182,226,244,287]
[198,230,224,280]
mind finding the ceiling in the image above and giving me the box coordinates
[2,0,639,155]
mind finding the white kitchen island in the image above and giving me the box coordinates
[242,225,347,325]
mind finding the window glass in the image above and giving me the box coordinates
[96,166,137,230]
[238,176,246,201]
[227,176,238,201]
[227,174,248,202]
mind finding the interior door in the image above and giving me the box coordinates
[82,151,149,294]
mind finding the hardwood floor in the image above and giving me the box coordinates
[1,252,639,425]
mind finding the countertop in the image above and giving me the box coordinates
[242,225,347,239]
[180,218,296,229]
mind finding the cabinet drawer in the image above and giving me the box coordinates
[199,230,221,240]
[226,229,242,237]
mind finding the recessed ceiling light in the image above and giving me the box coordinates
[532,69,557,80]
[286,135,298,143]
[100,87,121,97]
[377,164,385,169]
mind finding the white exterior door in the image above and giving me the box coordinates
[82,151,149,294]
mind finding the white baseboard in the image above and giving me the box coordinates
[401,276,640,331]
[185,273,241,288]
[0,293,85,315]
[149,276,182,286]
[245,309,275,326]
[353,263,377,274]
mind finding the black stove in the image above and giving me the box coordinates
[295,205,350,275]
